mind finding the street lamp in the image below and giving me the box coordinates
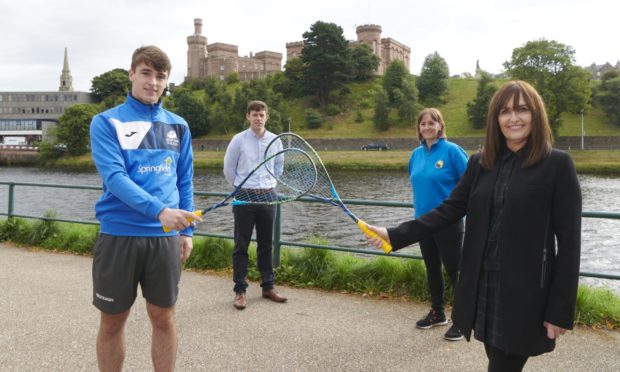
[580,109,585,150]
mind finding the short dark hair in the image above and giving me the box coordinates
[480,80,552,170]
[131,45,171,73]
[246,100,268,114]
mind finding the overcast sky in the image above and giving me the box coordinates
[1,0,618,92]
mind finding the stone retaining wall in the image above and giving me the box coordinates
[193,136,620,151]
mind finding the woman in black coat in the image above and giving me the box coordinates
[366,80,581,372]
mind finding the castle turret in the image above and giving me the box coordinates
[356,24,383,74]
[186,18,208,81]
[59,47,73,92]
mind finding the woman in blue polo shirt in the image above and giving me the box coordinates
[409,108,468,341]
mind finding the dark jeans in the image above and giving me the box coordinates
[232,203,276,293]
[484,344,529,372]
[419,219,464,314]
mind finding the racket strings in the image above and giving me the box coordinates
[233,148,317,205]
[277,135,338,200]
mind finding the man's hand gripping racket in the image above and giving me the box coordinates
[163,147,317,232]
[265,133,393,254]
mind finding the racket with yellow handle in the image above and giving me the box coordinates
[265,133,392,254]
[163,147,317,232]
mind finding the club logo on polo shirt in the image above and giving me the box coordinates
[166,130,179,147]
[435,160,444,169]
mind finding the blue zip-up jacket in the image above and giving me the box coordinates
[90,94,195,236]
[409,138,468,218]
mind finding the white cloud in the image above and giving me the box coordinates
[0,0,617,92]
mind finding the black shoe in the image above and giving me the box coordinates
[443,324,464,341]
[416,309,448,329]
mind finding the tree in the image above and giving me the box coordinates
[467,72,498,129]
[594,71,620,125]
[301,21,351,107]
[382,60,409,105]
[349,44,380,81]
[373,88,390,131]
[90,68,131,108]
[56,104,100,156]
[382,61,417,125]
[503,39,591,135]
[168,88,210,137]
[417,52,449,105]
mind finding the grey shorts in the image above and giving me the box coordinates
[92,234,181,314]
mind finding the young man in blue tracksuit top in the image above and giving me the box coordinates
[89,45,201,371]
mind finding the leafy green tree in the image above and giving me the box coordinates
[397,78,418,125]
[503,39,591,135]
[382,60,409,104]
[594,71,620,125]
[350,44,380,81]
[382,61,417,125]
[373,87,390,131]
[90,68,131,108]
[168,88,210,137]
[467,72,498,129]
[301,21,351,107]
[282,58,305,97]
[417,52,450,105]
[56,104,100,156]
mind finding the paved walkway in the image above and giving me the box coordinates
[1,243,619,371]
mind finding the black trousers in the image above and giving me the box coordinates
[418,219,464,314]
[484,344,529,372]
[232,203,276,293]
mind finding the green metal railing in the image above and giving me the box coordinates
[1,181,619,281]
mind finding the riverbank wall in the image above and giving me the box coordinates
[0,148,38,165]
[194,136,620,152]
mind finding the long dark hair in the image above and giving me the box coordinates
[480,80,552,170]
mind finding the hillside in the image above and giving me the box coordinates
[200,78,619,140]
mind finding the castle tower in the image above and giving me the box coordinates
[59,47,73,92]
[186,18,208,81]
[356,24,383,74]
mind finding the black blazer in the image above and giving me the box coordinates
[388,149,581,356]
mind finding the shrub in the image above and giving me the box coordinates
[326,103,341,116]
[304,108,323,129]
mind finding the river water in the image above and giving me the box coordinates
[1,166,619,293]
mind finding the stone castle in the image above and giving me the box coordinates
[286,24,410,75]
[185,19,411,82]
[185,19,282,82]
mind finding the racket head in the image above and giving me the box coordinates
[231,147,318,205]
[265,133,338,201]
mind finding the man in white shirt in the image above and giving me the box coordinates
[223,100,288,310]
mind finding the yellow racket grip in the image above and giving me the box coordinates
[162,210,203,233]
[356,220,393,254]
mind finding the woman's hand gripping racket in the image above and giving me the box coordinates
[163,147,317,232]
[265,133,393,254]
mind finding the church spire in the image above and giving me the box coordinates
[59,47,73,92]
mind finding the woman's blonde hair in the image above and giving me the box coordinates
[480,80,552,170]
[416,108,447,142]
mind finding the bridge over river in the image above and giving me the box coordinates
[1,243,618,371]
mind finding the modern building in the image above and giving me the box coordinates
[286,24,411,75]
[0,48,94,145]
[185,18,283,82]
